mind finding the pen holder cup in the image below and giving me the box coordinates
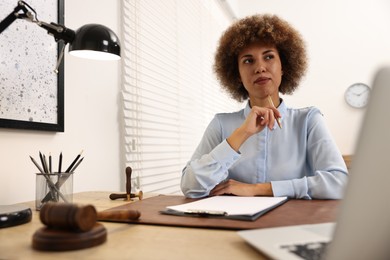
[35,172,74,211]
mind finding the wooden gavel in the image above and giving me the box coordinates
[40,202,141,232]
[109,166,143,201]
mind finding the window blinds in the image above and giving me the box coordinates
[121,0,241,194]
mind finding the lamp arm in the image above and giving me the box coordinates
[1,1,77,73]
[0,1,75,44]
[1,1,120,66]
[38,21,75,44]
[0,2,29,34]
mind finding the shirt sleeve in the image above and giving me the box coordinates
[271,108,348,199]
[180,116,241,198]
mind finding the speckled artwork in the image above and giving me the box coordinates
[0,0,58,124]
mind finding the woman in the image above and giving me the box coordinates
[180,14,348,199]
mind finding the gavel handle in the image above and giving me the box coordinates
[97,209,141,221]
[109,191,143,200]
[126,167,132,199]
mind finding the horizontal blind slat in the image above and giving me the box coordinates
[121,0,238,194]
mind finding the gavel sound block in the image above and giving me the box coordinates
[32,202,141,251]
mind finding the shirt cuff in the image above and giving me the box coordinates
[209,139,241,170]
[271,180,295,198]
[271,178,310,199]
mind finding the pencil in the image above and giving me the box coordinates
[49,153,52,174]
[267,96,282,129]
[43,153,49,174]
[65,150,83,173]
[39,152,48,173]
[58,152,62,173]
[30,156,45,174]
[69,157,84,173]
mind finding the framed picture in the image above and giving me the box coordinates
[0,0,64,132]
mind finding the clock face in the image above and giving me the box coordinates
[344,83,370,108]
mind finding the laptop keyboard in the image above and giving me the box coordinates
[280,241,329,260]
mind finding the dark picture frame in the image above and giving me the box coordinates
[0,0,64,132]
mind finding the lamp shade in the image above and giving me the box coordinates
[68,24,121,60]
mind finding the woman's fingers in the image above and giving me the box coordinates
[210,179,262,196]
[253,107,276,129]
[210,181,230,196]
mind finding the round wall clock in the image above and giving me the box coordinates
[344,83,370,108]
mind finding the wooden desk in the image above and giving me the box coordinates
[0,192,339,259]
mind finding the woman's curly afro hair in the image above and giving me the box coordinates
[214,14,308,102]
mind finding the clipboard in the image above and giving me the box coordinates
[161,196,288,221]
[99,195,340,230]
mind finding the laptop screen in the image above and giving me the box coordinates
[325,67,390,259]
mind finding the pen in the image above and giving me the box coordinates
[267,95,282,129]
[65,150,83,173]
[184,209,228,216]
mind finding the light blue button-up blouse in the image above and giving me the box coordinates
[181,100,348,199]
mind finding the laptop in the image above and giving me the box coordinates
[238,67,390,260]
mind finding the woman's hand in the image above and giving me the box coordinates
[243,106,280,135]
[227,106,281,151]
[209,179,273,197]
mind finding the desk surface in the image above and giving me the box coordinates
[0,192,338,260]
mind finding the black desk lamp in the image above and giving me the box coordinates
[0,0,121,73]
[0,0,121,228]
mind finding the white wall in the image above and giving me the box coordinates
[227,0,390,155]
[2,0,390,204]
[0,0,123,204]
